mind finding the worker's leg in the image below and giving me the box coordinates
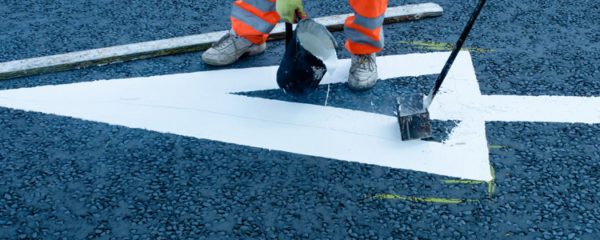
[344,0,388,90]
[344,0,387,54]
[231,0,280,44]
[202,0,280,66]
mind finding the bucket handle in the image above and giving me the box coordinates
[285,11,306,46]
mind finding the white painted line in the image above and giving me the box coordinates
[0,3,443,80]
[430,88,600,124]
[0,52,493,181]
[479,95,600,124]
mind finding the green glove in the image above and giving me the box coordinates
[276,0,307,23]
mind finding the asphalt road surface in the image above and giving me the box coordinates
[1,0,599,239]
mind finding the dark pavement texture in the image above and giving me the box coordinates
[1,0,599,239]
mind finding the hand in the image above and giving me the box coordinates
[276,0,307,23]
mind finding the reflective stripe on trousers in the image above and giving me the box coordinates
[344,0,388,54]
[231,0,279,44]
[230,0,388,54]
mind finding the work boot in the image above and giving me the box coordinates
[348,53,378,91]
[202,29,266,66]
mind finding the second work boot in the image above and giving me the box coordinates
[348,53,378,91]
[202,29,266,66]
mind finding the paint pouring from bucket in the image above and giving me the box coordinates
[397,0,487,141]
[277,19,338,96]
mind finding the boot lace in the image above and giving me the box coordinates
[211,31,237,50]
[353,54,376,72]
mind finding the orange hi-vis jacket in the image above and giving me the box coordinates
[231,0,388,55]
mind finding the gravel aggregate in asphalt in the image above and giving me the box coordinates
[1,0,599,239]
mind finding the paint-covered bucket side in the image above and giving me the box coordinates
[277,19,338,96]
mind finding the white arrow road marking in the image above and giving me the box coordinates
[1,52,598,181]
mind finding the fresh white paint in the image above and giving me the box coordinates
[1,52,597,181]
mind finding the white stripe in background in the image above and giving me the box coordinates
[0,3,443,80]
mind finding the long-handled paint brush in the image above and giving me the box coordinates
[397,0,487,141]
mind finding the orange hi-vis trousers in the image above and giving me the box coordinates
[230,0,388,55]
